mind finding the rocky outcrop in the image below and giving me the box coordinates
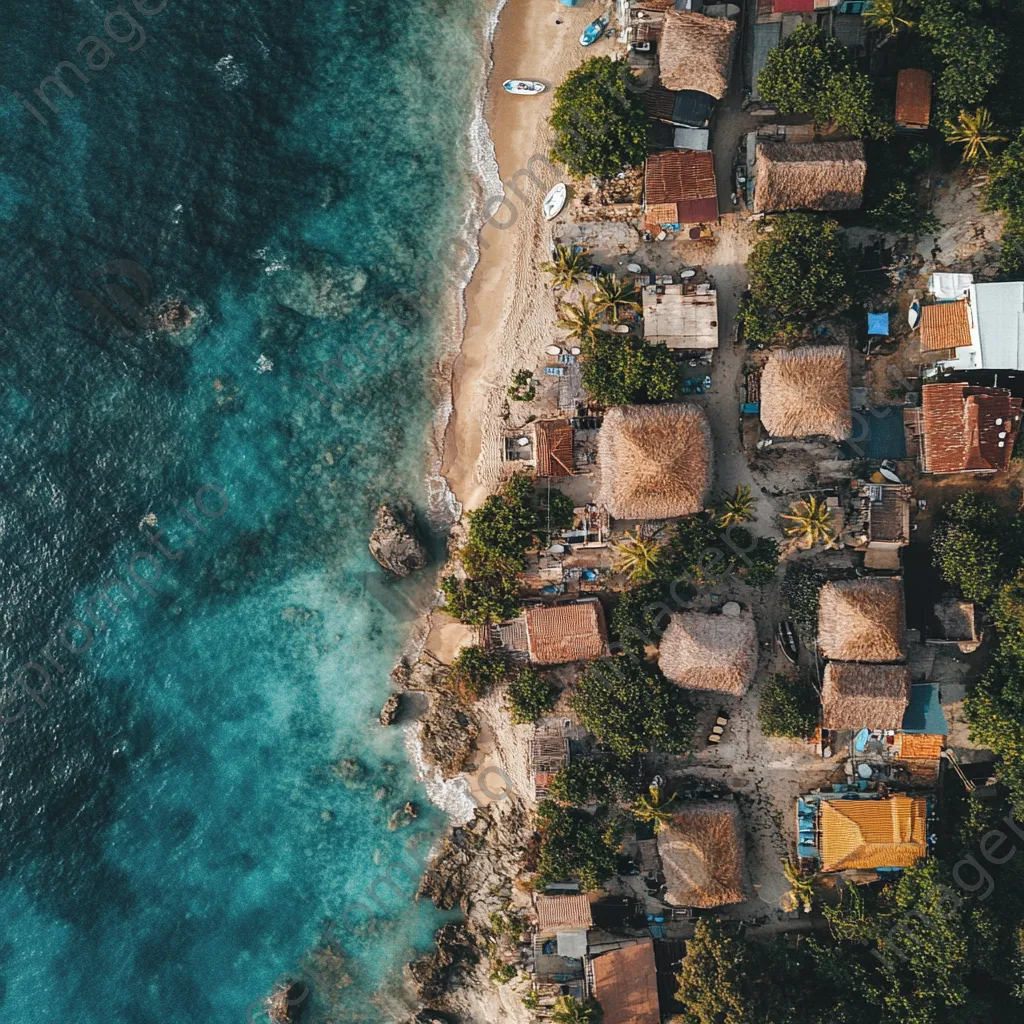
[418,692,478,780]
[379,692,402,726]
[406,922,478,1005]
[369,501,428,578]
[392,654,448,692]
[150,297,195,334]
[265,979,309,1023]
[388,801,418,831]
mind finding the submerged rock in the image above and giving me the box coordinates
[265,979,309,1023]
[379,692,402,726]
[388,801,419,831]
[273,252,368,319]
[149,297,196,334]
[330,758,366,786]
[419,692,478,780]
[369,501,428,578]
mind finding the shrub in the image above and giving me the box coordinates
[932,493,1010,604]
[548,756,612,807]
[781,563,825,642]
[611,581,673,656]
[448,646,512,701]
[758,674,819,738]
[506,669,557,724]
[549,57,649,178]
[581,331,678,406]
[535,800,618,890]
[441,574,520,626]
[744,537,781,586]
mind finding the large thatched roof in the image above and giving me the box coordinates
[818,579,908,663]
[821,662,912,731]
[658,609,758,695]
[753,141,866,213]
[759,346,852,440]
[658,802,746,908]
[660,11,737,98]
[598,404,712,520]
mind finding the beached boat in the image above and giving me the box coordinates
[503,80,545,95]
[542,183,567,220]
[776,621,799,664]
[908,300,921,329]
[579,16,607,46]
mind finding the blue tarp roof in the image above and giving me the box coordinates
[868,312,890,335]
[902,683,949,735]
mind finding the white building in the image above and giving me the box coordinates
[933,281,1024,371]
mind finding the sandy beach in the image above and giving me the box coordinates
[441,0,615,513]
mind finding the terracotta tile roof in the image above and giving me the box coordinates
[898,733,945,759]
[896,69,932,129]
[524,601,607,665]
[535,893,593,931]
[919,299,971,352]
[644,150,718,225]
[920,382,1023,474]
[819,796,927,872]
[534,420,574,477]
[592,941,660,1024]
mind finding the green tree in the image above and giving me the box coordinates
[448,646,511,701]
[660,512,730,586]
[571,658,696,758]
[716,484,757,529]
[440,573,520,625]
[558,295,602,347]
[593,273,641,320]
[541,243,591,291]
[944,107,1007,166]
[612,530,662,582]
[611,581,673,656]
[782,858,819,913]
[932,492,1010,604]
[549,57,649,179]
[756,25,889,138]
[535,800,618,890]
[758,673,819,738]
[580,331,679,405]
[676,918,758,1024]
[551,995,600,1024]
[781,563,825,643]
[631,782,677,833]
[507,368,536,402]
[505,668,557,724]
[738,215,853,345]
[985,128,1024,224]
[781,495,835,548]
[863,0,914,35]
[548,755,612,806]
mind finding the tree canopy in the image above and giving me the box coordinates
[758,673,819,739]
[570,657,696,757]
[738,215,853,346]
[755,25,889,138]
[581,331,678,406]
[549,57,649,179]
[535,800,618,891]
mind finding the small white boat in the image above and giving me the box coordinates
[680,269,696,279]
[503,79,545,95]
[626,262,642,273]
[613,324,631,334]
[569,346,581,356]
[542,183,567,220]
[908,300,921,330]
[545,344,563,356]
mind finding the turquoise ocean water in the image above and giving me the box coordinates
[0,2,489,1020]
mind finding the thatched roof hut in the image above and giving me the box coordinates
[658,801,746,908]
[658,609,758,695]
[753,141,866,213]
[598,404,712,520]
[818,579,907,663]
[759,346,852,440]
[821,662,912,731]
[660,11,737,99]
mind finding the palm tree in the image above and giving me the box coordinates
[557,295,602,346]
[593,273,640,320]
[552,995,599,1024]
[782,858,819,914]
[945,107,1007,166]
[863,0,914,35]
[540,244,591,291]
[612,530,661,581]
[781,496,835,549]
[717,484,757,529]
[632,783,678,833]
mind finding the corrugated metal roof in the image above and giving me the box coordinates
[895,69,932,129]
[974,281,1024,369]
[751,22,781,100]
[644,150,718,225]
[592,941,660,1024]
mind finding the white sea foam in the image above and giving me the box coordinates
[404,727,477,825]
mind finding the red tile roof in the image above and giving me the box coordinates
[536,893,593,931]
[592,941,660,1024]
[534,420,574,478]
[920,382,1023,474]
[773,0,815,11]
[644,150,718,226]
[524,602,607,665]
[919,299,971,352]
[896,69,932,129]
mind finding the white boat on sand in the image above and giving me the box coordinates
[542,183,567,220]
[503,80,545,95]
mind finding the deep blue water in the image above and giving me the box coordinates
[0,3,485,1021]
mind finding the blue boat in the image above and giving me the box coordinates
[579,16,607,46]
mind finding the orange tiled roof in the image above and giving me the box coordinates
[535,893,593,931]
[592,941,660,1024]
[920,383,1023,474]
[896,69,932,129]
[919,299,971,352]
[534,420,574,478]
[819,796,927,872]
[898,733,945,759]
[524,602,607,665]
